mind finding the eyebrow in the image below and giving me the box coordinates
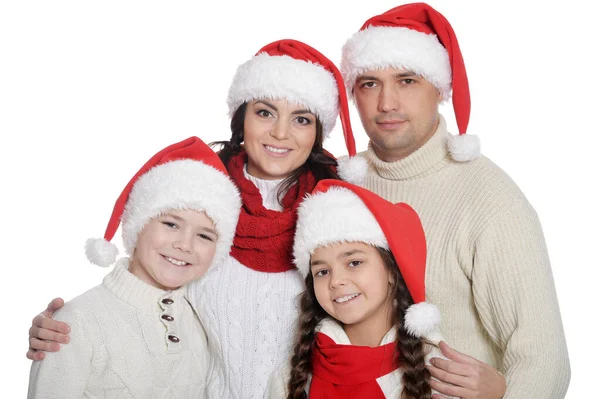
[357,71,417,82]
[255,100,312,116]
[310,249,366,267]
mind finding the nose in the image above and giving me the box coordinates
[377,84,400,113]
[329,269,348,290]
[173,232,193,253]
[269,118,290,140]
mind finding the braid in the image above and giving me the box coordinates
[287,273,327,399]
[376,248,432,399]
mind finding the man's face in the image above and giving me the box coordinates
[353,67,443,162]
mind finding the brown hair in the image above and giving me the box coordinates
[287,247,432,399]
[211,102,340,205]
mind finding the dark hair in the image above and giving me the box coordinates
[287,247,432,399]
[211,102,340,205]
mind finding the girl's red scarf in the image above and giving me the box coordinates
[227,151,317,273]
[309,332,397,399]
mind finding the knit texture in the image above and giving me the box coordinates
[187,171,305,399]
[28,258,210,398]
[354,116,571,398]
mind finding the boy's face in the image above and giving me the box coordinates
[310,242,394,336]
[129,209,218,290]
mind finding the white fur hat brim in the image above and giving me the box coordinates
[121,159,241,268]
[294,186,387,275]
[227,53,340,135]
[341,26,451,101]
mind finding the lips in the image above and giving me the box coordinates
[334,293,361,304]
[263,144,292,158]
[163,255,189,267]
[376,120,406,131]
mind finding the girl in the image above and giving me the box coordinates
[27,40,365,398]
[28,137,241,398]
[268,179,446,399]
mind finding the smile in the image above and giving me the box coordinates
[164,256,189,267]
[334,293,360,303]
[264,145,291,156]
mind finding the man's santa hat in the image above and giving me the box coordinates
[294,179,442,342]
[85,136,241,269]
[341,2,480,162]
[227,39,368,184]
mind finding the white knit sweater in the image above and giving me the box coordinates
[187,169,305,399]
[28,258,210,398]
[353,115,571,398]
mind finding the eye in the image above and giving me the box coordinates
[295,116,312,126]
[400,78,416,85]
[257,109,272,118]
[162,221,178,229]
[360,81,377,89]
[197,233,215,242]
[348,260,362,268]
[314,269,329,278]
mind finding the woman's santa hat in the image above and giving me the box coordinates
[227,39,368,184]
[85,136,241,269]
[341,2,480,162]
[294,179,442,343]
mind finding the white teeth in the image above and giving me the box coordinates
[165,256,187,266]
[334,293,359,303]
[265,145,289,154]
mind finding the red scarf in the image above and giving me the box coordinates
[227,151,317,272]
[309,332,397,399]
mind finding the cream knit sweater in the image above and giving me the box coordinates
[355,116,570,398]
[28,258,210,398]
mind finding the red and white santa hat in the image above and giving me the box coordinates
[341,2,480,162]
[85,136,241,269]
[294,179,442,342]
[227,39,368,184]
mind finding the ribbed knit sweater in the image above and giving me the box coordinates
[187,168,305,399]
[354,116,571,398]
[28,258,210,398]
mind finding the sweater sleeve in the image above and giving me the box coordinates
[472,198,570,398]
[264,365,289,399]
[27,304,93,399]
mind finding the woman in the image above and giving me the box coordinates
[26,39,362,399]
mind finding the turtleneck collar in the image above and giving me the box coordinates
[364,115,452,181]
[103,257,187,316]
[242,164,285,211]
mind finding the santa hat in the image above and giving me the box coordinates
[227,39,368,184]
[294,179,442,342]
[85,136,241,269]
[341,2,480,162]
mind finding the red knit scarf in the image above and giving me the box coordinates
[309,332,397,399]
[227,151,317,272]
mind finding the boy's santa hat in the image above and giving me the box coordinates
[85,136,241,269]
[294,179,442,343]
[227,39,367,184]
[341,2,480,162]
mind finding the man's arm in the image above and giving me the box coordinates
[472,198,570,398]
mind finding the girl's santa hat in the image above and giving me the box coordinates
[227,39,367,184]
[85,136,241,269]
[294,179,442,343]
[341,2,480,162]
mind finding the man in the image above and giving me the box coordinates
[341,3,570,398]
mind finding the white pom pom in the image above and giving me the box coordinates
[85,238,118,267]
[337,156,369,185]
[447,134,480,162]
[404,302,441,339]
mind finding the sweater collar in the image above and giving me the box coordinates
[103,257,188,316]
[316,318,396,346]
[242,164,284,212]
[364,115,452,181]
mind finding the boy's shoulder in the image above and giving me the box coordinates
[53,283,112,324]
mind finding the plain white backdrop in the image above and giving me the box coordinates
[1,0,597,396]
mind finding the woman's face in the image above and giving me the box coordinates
[243,99,318,180]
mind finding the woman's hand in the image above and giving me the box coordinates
[427,341,506,399]
[26,298,71,361]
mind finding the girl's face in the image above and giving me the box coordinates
[129,209,218,291]
[310,242,394,337]
[243,99,318,180]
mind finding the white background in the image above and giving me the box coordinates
[1,0,597,396]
